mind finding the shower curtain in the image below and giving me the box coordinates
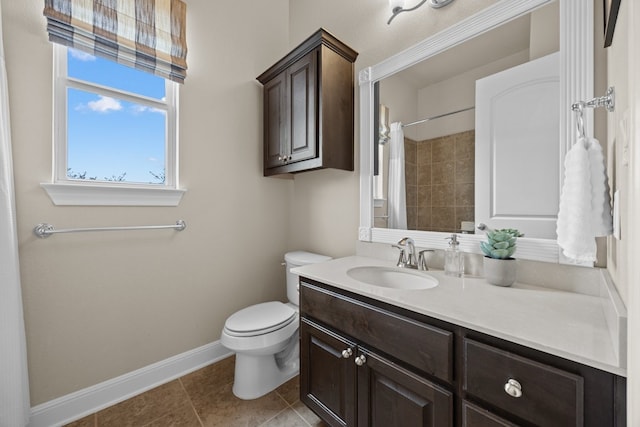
[0,3,31,426]
[387,122,407,229]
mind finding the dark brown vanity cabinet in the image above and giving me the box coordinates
[299,279,626,427]
[300,281,454,427]
[257,29,358,176]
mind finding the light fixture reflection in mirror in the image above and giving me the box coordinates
[387,0,456,25]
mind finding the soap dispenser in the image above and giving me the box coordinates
[444,234,464,277]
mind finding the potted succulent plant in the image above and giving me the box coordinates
[480,228,524,287]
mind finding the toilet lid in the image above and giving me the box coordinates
[224,302,296,337]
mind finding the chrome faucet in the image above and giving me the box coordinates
[395,237,418,269]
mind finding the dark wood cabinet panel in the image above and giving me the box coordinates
[301,318,356,427]
[263,73,286,169]
[257,29,357,176]
[300,280,453,383]
[461,401,518,427]
[464,338,583,427]
[358,350,453,427]
[287,51,316,163]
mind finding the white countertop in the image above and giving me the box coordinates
[293,256,627,376]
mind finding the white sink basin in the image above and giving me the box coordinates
[346,266,439,290]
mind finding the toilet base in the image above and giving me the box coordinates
[232,348,299,400]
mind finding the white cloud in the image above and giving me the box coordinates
[87,96,122,113]
[69,48,96,62]
[130,105,165,115]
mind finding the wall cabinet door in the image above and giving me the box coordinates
[263,72,287,169]
[263,51,317,170]
[357,350,453,427]
[287,51,317,164]
[300,318,357,427]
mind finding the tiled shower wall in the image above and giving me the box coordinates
[405,130,475,232]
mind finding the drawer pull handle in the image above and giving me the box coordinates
[341,348,353,358]
[355,354,367,366]
[504,379,523,398]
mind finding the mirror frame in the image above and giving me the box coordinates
[359,0,595,263]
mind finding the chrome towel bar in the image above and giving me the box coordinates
[33,220,186,238]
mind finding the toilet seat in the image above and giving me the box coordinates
[224,302,296,337]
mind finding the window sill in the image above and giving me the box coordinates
[41,182,186,206]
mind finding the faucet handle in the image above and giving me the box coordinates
[392,244,407,267]
[418,249,435,271]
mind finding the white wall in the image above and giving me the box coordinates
[414,50,529,141]
[626,1,640,424]
[606,0,640,424]
[2,0,291,405]
[606,0,629,304]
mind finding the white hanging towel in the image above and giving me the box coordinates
[387,122,407,229]
[587,138,613,236]
[557,136,613,262]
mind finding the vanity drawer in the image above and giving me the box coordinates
[463,338,584,427]
[300,280,453,383]
[461,400,518,427]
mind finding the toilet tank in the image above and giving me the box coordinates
[284,251,331,305]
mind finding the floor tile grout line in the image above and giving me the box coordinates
[289,402,314,427]
[256,391,299,427]
[178,377,205,427]
[257,406,290,427]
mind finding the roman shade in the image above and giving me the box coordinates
[43,0,188,83]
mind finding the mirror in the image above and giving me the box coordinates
[359,0,595,263]
[375,6,558,234]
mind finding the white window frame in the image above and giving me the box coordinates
[41,44,186,206]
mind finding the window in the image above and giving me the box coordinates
[41,45,185,206]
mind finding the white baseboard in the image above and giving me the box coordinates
[28,341,232,427]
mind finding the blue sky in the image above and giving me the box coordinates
[67,49,167,184]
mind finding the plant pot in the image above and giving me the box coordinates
[483,256,517,287]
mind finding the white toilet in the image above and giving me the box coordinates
[221,251,331,400]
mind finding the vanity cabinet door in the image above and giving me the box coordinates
[300,318,357,427]
[357,349,453,427]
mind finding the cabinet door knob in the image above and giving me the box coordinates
[354,354,367,366]
[504,379,523,398]
[341,348,353,358]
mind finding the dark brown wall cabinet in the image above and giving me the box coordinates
[257,29,358,176]
[299,279,626,427]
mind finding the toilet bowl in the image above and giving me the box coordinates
[220,251,331,400]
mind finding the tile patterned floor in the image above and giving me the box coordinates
[64,356,326,427]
